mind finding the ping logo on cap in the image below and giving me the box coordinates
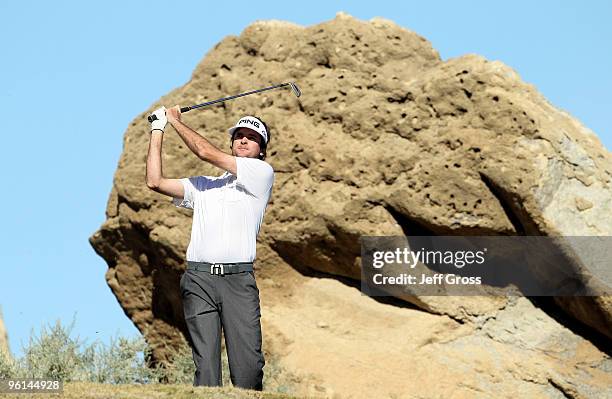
[238,118,260,129]
[228,115,269,144]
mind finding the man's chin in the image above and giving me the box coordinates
[233,148,258,158]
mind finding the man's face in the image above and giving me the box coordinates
[231,128,263,158]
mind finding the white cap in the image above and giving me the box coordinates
[227,116,268,144]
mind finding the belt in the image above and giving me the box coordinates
[187,261,253,276]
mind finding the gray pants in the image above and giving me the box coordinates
[180,269,265,390]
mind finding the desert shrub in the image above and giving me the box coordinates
[21,318,83,381]
[148,340,195,384]
[0,348,22,379]
[263,353,298,394]
[2,317,296,393]
[80,336,153,384]
[3,318,153,383]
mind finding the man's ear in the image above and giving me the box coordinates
[229,132,236,150]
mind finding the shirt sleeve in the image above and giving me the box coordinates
[172,177,200,209]
[235,157,274,198]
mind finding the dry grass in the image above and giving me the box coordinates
[0,319,302,398]
[0,381,301,399]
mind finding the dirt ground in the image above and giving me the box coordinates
[257,259,471,399]
[255,256,612,399]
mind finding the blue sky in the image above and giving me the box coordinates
[0,1,610,358]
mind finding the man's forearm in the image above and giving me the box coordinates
[166,107,237,174]
[170,119,221,160]
[146,131,164,188]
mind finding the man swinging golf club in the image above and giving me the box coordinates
[145,105,273,390]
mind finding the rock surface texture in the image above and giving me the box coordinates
[90,13,611,398]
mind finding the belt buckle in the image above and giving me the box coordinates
[210,264,224,275]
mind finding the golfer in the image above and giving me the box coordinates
[145,105,273,390]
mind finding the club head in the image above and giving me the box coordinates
[288,82,301,98]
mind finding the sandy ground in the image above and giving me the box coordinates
[256,260,612,399]
[258,262,468,399]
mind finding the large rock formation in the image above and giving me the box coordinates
[90,13,611,398]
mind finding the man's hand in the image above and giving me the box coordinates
[167,105,182,125]
[150,106,167,132]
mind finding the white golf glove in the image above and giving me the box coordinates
[150,106,167,132]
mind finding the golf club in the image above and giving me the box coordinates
[147,82,301,122]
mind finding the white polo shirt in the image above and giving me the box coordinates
[172,157,274,263]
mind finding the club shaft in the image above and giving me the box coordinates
[147,82,298,122]
[186,83,290,111]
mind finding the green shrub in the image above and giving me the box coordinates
[80,336,153,384]
[1,317,296,394]
[1,318,153,383]
[147,340,196,384]
[22,318,83,381]
[0,347,21,379]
